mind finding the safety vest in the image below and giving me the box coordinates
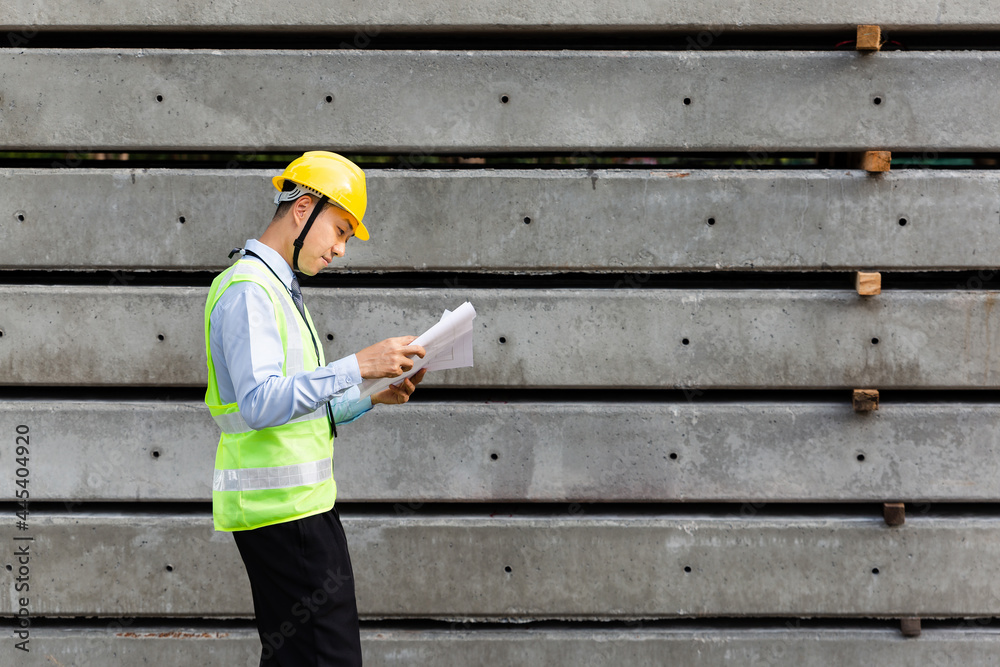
[204,258,335,531]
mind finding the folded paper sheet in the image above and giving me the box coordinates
[358,302,477,400]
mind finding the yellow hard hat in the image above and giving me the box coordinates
[273,151,369,241]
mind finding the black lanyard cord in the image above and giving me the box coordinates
[227,247,338,438]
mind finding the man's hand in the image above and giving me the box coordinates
[356,336,426,379]
[371,368,427,405]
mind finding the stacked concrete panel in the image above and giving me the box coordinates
[0,51,998,152]
[2,3,999,664]
[1,1,999,31]
[3,169,1000,272]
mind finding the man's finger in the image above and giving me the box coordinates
[393,380,413,404]
[381,386,403,404]
[400,344,427,358]
[411,369,428,385]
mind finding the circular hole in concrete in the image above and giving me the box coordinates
[857,454,866,462]
[327,334,334,341]
[669,452,678,460]
[178,216,186,224]
[498,336,507,344]
[490,453,499,461]
[873,96,883,105]
[523,217,531,225]
[682,338,690,345]
[157,334,165,341]
[684,565,692,573]
[0,330,4,338]
[871,337,880,345]
[500,95,510,104]
[706,217,715,226]
[898,218,908,226]
[5,564,11,571]
[166,564,174,572]
[15,212,25,222]
[871,567,880,575]
[155,94,163,102]
[504,565,512,573]
[325,94,334,103]
[151,449,161,459]
[683,97,692,105]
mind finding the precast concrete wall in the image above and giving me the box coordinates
[1,4,1000,665]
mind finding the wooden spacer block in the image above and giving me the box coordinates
[883,502,905,526]
[862,151,891,172]
[857,25,882,51]
[853,389,879,412]
[900,617,922,637]
[856,272,881,296]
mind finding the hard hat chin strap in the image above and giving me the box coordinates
[291,194,329,273]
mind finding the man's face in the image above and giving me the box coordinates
[298,201,357,276]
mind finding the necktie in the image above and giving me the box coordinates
[290,275,307,322]
[290,273,337,437]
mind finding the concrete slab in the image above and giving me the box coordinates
[7,625,1000,667]
[1,287,998,388]
[4,168,1000,272]
[2,0,998,31]
[2,401,999,503]
[3,511,1000,618]
[1,50,998,151]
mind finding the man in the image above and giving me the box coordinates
[204,151,425,666]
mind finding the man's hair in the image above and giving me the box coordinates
[272,180,336,221]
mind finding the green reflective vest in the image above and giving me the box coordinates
[204,258,336,532]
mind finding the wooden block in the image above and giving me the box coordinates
[856,272,882,295]
[857,25,882,51]
[862,151,891,172]
[853,389,879,412]
[883,502,905,526]
[900,617,922,637]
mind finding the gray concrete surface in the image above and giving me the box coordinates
[2,400,1000,503]
[4,168,1000,272]
[1,287,998,389]
[2,50,999,151]
[8,625,1000,667]
[2,0,998,31]
[1,6,997,659]
[3,511,1000,618]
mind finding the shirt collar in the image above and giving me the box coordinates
[244,239,295,291]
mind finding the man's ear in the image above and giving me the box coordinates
[292,195,315,229]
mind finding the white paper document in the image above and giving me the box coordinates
[358,302,477,400]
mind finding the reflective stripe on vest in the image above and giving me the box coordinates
[212,405,328,435]
[213,457,332,492]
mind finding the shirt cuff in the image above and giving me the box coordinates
[335,389,373,425]
[325,354,363,394]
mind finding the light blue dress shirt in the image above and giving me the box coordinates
[209,239,372,431]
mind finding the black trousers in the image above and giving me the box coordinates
[233,506,363,667]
